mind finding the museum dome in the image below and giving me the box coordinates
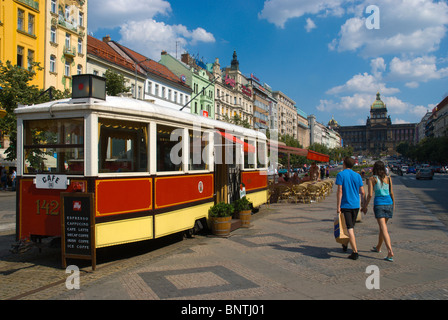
[371,92,386,109]
[328,116,339,128]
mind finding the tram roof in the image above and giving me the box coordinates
[15,96,266,140]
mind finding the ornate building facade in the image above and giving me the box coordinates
[329,92,416,156]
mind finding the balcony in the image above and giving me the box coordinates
[63,45,76,57]
[16,0,39,11]
[58,15,78,33]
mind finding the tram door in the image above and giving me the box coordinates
[214,134,241,204]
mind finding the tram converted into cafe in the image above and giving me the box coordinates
[14,75,268,250]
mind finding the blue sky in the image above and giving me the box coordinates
[88,0,448,127]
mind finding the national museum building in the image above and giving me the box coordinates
[329,92,417,156]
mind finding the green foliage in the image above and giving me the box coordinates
[232,196,252,213]
[104,69,130,96]
[397,137,448,164]
[208,202,234,218]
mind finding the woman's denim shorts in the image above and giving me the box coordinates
[374,204,393,219]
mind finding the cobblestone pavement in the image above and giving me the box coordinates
[1,176,448,301]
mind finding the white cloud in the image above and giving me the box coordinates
[87,0,215,60]
[305,18,317,32]
[330,0,448,57]
[88,0,172,32]
[370,57,386,78]
[258,0,346,28]
[120,19,215,59]
[326,72,399,95]
[393,118,409,124]
[388,56,448,84]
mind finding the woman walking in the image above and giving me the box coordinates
[363,161,395,262]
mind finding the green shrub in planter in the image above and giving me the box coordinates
[208,202,234,218]
[232,196,252,213]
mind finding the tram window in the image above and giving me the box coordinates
[98,119,148,173]
[257,141,267,169]
[23,119,84,174]
[244,138,255,169]
[157,124,183,172]
[189,129,208,171]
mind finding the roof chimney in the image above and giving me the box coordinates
[102,35,111,42]
[161,50,167,55]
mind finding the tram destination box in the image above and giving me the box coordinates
[61,193,96,270]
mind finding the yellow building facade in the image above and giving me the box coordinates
[0,0,45,88]
[43,0,87,93]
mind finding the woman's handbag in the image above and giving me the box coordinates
[334,212,350,245]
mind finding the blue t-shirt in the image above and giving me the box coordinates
[336,169,363,209]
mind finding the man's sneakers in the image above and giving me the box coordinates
[348,252,359,260]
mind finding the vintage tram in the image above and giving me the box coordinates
[14,75,268,251]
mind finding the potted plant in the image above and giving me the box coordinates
[209,202,234,236]
[233,196,252,228]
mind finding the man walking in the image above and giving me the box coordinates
[336,157,366,260]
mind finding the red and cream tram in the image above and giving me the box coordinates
[14,75,268,250]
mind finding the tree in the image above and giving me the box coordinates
[104,69,130,96]
[0,61,70,161]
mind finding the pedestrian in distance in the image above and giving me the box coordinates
[336,157,366,260]
[309,162,320,181]
[362,160,395,262]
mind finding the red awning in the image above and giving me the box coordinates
[217,131,256,153]
[268,142,330,162]
[306,150,330,162]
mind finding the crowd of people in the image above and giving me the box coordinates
[276,162,331,185]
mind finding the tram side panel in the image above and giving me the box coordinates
[241,170,268,207]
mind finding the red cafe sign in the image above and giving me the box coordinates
[242,85,252,97]
[225,75,235,87]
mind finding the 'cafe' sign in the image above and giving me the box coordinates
[35,174,68,190]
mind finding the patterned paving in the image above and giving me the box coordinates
[119,261,290,300]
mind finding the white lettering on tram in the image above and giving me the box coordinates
[168,121,275,173]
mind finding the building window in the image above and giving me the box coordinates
[17,9,25,31]
[168,89,172,101]
[79,12,84,27]
[162,86,166,99]
[50,27,56,43]
[65,5,70,20]
[65,33,70,48]
[50,55,56,73]
[28,13,35,35]
[147,81,152,95]
[51,0,57,14]
[154,84,159,96]
[17,46,24,68]
[78,38,82,54]
[77,64,82,75]
[27,50,34,70]
[65,61,70,77]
